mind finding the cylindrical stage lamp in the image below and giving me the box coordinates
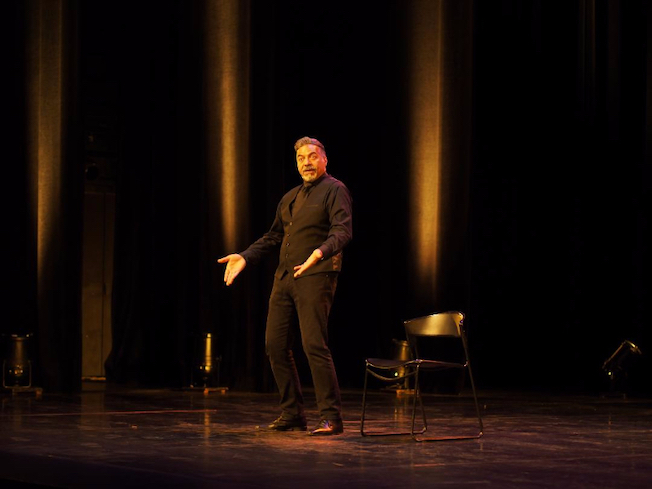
[2,334,33,389]
[392,339,412,391]
[379,339,414,396]
[191,333,227,393]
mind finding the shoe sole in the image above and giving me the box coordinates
[266,426,307,432]
[308,429,344,436]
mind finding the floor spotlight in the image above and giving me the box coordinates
[602,340,642,397]
[190,333,227,394]
[2,334,33,390]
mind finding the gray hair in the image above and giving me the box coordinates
[294,136,326,156]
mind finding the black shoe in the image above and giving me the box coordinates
[308,418,344,436]
[267,415,307,432]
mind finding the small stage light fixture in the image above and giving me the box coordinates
[2,334,33,390]
[602,340,642,396]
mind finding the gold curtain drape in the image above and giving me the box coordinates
[203,0,251,254]
[406,0,473,309]
[25,0,82,392]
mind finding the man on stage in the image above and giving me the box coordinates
[218,137,352,436]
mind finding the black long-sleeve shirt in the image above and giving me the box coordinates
[240,173,352,279]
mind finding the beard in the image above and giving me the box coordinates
[301,167,319,182]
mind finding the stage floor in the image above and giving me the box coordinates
[1,384,651,488]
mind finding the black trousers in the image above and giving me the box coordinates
[265,271,342,421]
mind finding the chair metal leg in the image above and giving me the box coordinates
[413,369,484,442]
[360,367,370,436]
[361,365,413,437]
[467,364,484,438]
[361,363,422,438]
[463,333,484,439]
[362,364,483,441]
[410,366,427,438]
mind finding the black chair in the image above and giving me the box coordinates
[360,311,483,441]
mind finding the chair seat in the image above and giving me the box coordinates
[365,358,408,369]
[366,358,465,370]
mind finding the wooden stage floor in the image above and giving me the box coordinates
[1,385,651,488]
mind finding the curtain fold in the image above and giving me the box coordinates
[23,0,83,393]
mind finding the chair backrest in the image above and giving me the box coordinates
[403,311,464,338]
[403,311,466,362]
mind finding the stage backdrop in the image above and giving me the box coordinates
[6,0,651,395]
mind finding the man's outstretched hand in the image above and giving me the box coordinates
[217,254,247,286]
[293,249,323,278]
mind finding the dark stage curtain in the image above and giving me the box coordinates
[102,0,274,390]
[7,0,651,394]
[4,0,83,394]
[470,0,652,391]
[102,0,652,394]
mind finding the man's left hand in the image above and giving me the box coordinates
[293,249,323,278]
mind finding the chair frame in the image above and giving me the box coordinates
[360,311,484,441]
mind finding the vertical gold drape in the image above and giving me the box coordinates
[406,0,473,307]
[26,0,68,294]
[24,0,81,391]
[204,0,251,253]
[407,0,444,295]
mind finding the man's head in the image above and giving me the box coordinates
[294,136,328,183]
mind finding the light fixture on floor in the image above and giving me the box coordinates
[2,333,33,390]
[190,333,227,393]
[602,340,642,396]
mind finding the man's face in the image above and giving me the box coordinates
[296,144,328,183]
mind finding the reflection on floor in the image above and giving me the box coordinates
[1,384,651,488]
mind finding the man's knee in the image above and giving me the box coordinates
[266,334,296,364]
[265,336,281,357]
[301,336,330,360]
